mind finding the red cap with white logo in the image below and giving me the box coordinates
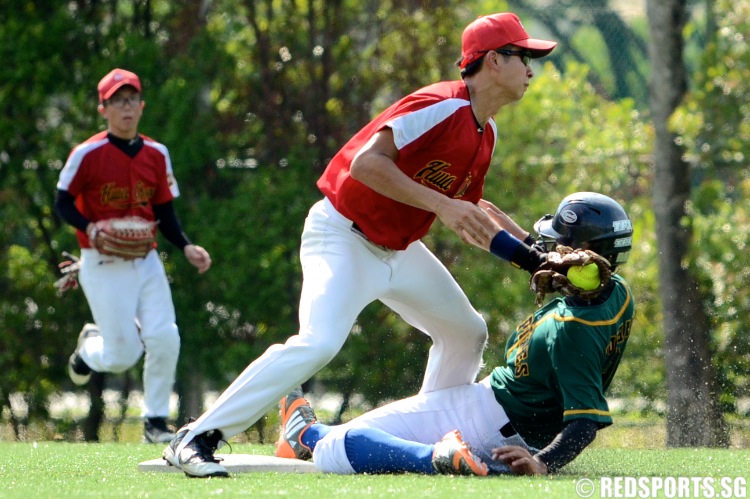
[97,68,142,103]
[459,13,557,69]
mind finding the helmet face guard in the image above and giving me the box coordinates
[533,192,633,266]
[533,214,560,252]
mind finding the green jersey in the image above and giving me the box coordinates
[490,274,635,448]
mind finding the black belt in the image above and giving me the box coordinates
[351,222,392,251]
[500,422,517,437]
[352,221,373,241]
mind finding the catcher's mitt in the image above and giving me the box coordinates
[87,217,156,260]
[530,245,613,306]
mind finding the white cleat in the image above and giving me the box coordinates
[163,427,229,478]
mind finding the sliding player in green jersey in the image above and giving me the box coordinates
[273,192,635,476]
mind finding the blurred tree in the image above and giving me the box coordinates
[506,0,650,105]
[0,0,102,439]
[646,0,728,446]
[672,0,750,417]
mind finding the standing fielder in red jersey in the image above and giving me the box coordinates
[55,68,212,444]
[163,13,557,477]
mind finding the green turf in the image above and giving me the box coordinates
[1,442,747,499]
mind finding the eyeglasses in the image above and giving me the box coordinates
[494,49,532,66]
[106,94,142,108]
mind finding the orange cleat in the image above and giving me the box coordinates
[432,430,488,476]
[274,388,317,460]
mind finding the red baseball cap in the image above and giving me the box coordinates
[460,13,557,69]
[97,68,142,103]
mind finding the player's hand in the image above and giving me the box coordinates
[184,244,212,273]
[477,199,531,241]
[434,197,500,249]
[491,446,548,475]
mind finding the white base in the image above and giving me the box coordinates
[139,454,320,474]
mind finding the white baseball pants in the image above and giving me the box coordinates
[177,197,487,451]
[78,248,180,418]
[312,377,526,474]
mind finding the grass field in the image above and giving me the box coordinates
[2,439,749,498]
[1,415,749,498]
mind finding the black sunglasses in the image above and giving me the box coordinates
[494,49,532,66]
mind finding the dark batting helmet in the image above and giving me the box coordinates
[533,192,633,266]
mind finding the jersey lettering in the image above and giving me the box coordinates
[413,160,457,191]
[100,182,130,208]
[134,181,156,207]
[508,314,535,378]
[453,174,472,198]
[606,319,632,356]
[506,315,534,358]
[100,181,156,209]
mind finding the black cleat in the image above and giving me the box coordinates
[144,417,176,444]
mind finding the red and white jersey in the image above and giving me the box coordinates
[57,131,179,249]
[318,80,497,250]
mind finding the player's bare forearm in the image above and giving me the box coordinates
[478,199,530,241]
[350,129,499,245]
[356,168,498,246]
[351,130,445,213]
[352,153,444,213]
[438,198,500,247]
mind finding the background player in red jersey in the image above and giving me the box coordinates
[55,68,212,444]
[162,13,557,477]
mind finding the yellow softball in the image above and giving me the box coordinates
[566,263,601,291]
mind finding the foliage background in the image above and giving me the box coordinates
[1,0,748,438]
